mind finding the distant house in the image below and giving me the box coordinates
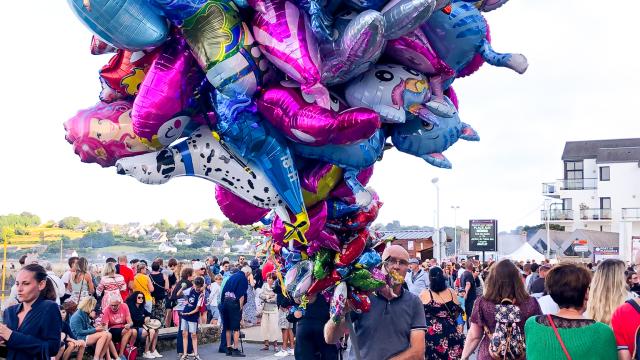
[126,224,147,239]
[158,241,177,253]
[210,240,230,255]
[150,231,168,243]
[186,223,202,234]
[174,232,192,246]
[232,239,254,254]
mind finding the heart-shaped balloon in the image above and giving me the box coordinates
[335,229,368,267]
[308,270,341,295]
[348,290,371,313]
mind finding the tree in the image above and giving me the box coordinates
[191,230,216,248]
[176,219,187,230]
[155,219,173,233]
[59,217,82,230]
[0,227,14,241]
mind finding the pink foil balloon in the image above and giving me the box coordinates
[258,86,380,146]
[64,101,156,167]
[132,37,202,146]
[215,185,270,225]
[250,0,330,108]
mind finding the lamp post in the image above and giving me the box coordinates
[545,199,551,260]
[431,177,440,261]
[451,206,460,259]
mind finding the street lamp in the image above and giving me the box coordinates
[431,178,440,261]
[451,206,460,259]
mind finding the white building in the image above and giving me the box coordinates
[542,138,640,261]
[158,241,177,253]
[173,232,192,246]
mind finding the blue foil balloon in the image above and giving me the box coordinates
[355,250,381,269]
[66,0,169,50]
[326,199,361,220]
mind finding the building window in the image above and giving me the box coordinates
[600,197,611,219]
[600,166,610,181]
[562,198,572,210]
[564,161,584,189]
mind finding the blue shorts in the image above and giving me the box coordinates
[180,319,198,334]
[208,305,220,320]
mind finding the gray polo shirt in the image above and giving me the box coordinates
[349,288,427,360]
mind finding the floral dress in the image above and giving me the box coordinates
[242,285,258,326]
[424,289,465,360]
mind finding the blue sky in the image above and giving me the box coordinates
[1,0,638,231]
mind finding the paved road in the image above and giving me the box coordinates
[160,342,297,359]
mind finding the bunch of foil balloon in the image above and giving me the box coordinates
[63,0,527,315]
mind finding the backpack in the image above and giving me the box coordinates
[122,344,138,360]
[484,299,526,360]
[625,299,640,360]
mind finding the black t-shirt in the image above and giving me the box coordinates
[149,272,166,300]
[461,271,477,300]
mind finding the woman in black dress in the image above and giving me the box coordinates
[420,267,465,359]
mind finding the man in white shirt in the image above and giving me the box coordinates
[60,256,79,301]
[405,258,429,295]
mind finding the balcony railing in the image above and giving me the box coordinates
[559,178,597,190]
[623,208,640,220]
[578,209,612,220]
[541,209,574,221]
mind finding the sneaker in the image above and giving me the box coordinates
[143,352,155,359]
[179,354,188,360]
[151,350,163,358]
[231,348,245,357]
[274,350,288,357]
[288,348,294,356]
[192,355,202,360]
[226,347,233,356]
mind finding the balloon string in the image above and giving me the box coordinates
[267,240,288,297]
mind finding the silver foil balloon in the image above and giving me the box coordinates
[320,10,386,85]
[381,0,436,40]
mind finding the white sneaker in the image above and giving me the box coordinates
[287,348,294,356]
[143,351,155,359]
[151,350,162,358]
[274,350,288,357]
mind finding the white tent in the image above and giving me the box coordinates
[504,242,545,262]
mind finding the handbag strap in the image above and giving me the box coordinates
[547,314,572,360]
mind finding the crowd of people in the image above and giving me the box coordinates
[5,249,640,359]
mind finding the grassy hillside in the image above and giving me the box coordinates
[10,227,84,245]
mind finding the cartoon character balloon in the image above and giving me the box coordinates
[64,101,157,167]
[115,125,287,212]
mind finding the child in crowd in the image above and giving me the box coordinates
[208,274,223,325]
[179,277,206,360]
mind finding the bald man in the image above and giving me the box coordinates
[324,245,426,360]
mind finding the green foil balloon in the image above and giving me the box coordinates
[348,269,385,291]
[313,248,333,280]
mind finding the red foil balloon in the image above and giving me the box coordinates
[307,270,341,295]
[90,36,117,55]
[349,290,371,313]
[335,229,368,267]
[99,49,159,102]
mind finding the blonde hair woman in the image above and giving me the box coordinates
[96,262,126,312]
[586,259,633,325]
[69,297,118,360]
